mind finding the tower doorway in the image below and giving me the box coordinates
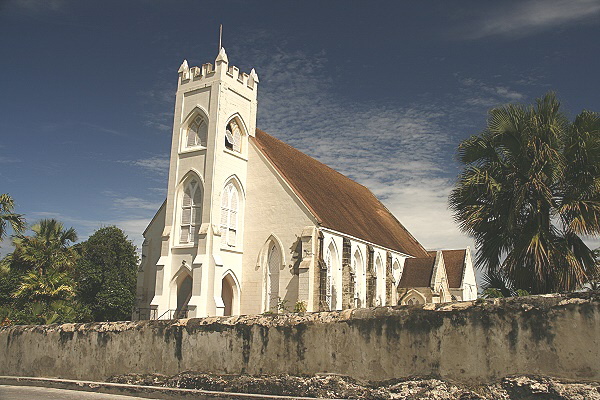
[222,275,234,316]
[176,275,192,318]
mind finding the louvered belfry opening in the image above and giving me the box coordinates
[180,179,202,244]
[187,115,207,148]
[225,119,242,152]
[220,183,239,247]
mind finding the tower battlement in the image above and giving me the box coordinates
[177,48,259,92]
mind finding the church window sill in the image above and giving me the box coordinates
[179,146,207,155]
[220,246,244,254]
[223,148,247,161]
[173,243,196,249]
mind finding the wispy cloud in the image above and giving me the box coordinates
[142,112,173,133]
[113,196,162,211]
[232,44,470,250]
[7,0,65,13]
[40,121,126,137]
[80,122,126,137]
[0,156,21,163]
[121,155,169,175]
[457,76,526,108]
[28,211,150,250]
[138,82,176,133]
[459,0,600,39]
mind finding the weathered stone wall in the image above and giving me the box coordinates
[1,292,598,383]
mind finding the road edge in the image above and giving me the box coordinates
[0,376,317,400]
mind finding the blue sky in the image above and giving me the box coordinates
[1,0,599,257]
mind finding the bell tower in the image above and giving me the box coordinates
[150,48,259,318]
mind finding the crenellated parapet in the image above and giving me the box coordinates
[177,47,259,93]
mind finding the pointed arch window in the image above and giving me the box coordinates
[266,242,281,312]
[325,248,333,310]
[225,119,242,153]
[220,183,239,247]
[186,115,208,148]
[352,250,364,308]
[180,179,203,244]
[325,243,339,311]
[375,256,385,306]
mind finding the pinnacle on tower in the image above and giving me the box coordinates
[178,59,189,73]
[216,47,228,64]
[250,68,259,83]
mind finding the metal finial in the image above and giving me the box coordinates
[219,24,222,52]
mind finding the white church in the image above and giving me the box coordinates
[135,48,477,320]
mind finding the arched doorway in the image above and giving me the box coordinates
[176,275,192,318]
[222,274,235,316]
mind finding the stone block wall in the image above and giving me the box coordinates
[0,292,598,384]
[341,238,354,309]
[385,253,393,305]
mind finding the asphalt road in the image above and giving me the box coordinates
[0,385,151,400]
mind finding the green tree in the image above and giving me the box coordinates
[12,269,75,304]
[10,219,78,274]
[77,226,138,321]
[0,218,82,324]
[0,193,25,243]
[450,93,600,294]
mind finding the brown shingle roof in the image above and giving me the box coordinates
[399,257,435,287]
[252,129,428,257]
[428,249,466,288]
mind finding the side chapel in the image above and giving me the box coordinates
[135,48,477,320]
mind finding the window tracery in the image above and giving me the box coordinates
[186,115,207,148]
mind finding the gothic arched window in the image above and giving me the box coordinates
[186,115,208,148]
[220,183,239,247]
[325,242,339,311]
[352,249,364,308]
[180,179,202,244]
[225,119,242,152]
[375,255,385,306]
[325,247,333,310]
[266,241,281,312]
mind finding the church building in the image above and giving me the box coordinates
[135,48,477,320]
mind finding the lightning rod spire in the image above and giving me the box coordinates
[219,24,223,52]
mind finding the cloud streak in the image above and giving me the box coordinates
[459,0,600,39]
[121,156,170,176]
[28,211,151,250]
[239,45,472,250]
[0,156,21,163]
[113,196,162,211]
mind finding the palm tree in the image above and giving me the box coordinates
[7,218,78,274]
[0,193,25,242]
[12,269,75,304]
[449,93,600,294]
